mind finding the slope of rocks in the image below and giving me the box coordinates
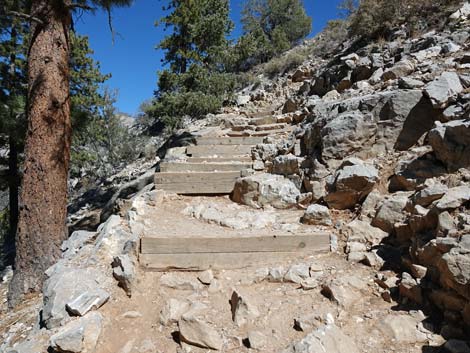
[1,3,470,353]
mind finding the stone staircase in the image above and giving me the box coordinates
[154,112,294,195]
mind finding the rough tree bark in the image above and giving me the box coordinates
[6,135,19,265]
[8,0,71,307]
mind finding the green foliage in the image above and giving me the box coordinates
[0,0,29,143]
[235,0,312,69]
[310,19,349,58]
[349,0,463,39]
[262,47,309,77]
[70,90,143,178]
[152,0,235,129]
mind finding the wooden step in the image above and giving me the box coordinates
[160,162,251,173]
[231,125,255,132]
[187,145,252,157]
[155,171,241,194]
[256,123,288,131]
[227,127,293,137]
[140,234,330,270]
[187,157,253,163]
[248,116,278,126]
[196,137,264,145]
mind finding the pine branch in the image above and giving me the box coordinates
[7,11,44,25]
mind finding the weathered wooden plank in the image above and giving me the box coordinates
[187,145,252,157]
[155,171,241,184]
[155,182,235,194]
[187,157,253,163]
[141,234,330,254]
[248,116,277,126]
[160,162,252,173]
[255,123,288,131]
[196,137,264,145]
[227,128,292,137]
[140,250,328,271]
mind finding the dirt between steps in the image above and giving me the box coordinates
[95,195,445,353]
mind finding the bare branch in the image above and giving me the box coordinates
[7,11,44,25]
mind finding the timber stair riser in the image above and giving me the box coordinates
[140,234,331,270]
[160,162,252,173]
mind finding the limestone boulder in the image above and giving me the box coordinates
[178,315,223,350]
[381,60,415,81]
[325,161,379,210]
[282,324,359,353]
[42,267,108,329]
[49,312,103,353]
[232,173,300,209]
[424,71,464,108]
[372,192,411,233]
[301,204,332,226]
[428,120,470,172]
[272,154,301,176]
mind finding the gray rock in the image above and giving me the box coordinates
[398,77,425,89]
[232,173,300,209]
[197,270,214,285]
[412,183,448,207]
[160,273,203,291]
[65,289,110,317]
[61,231,97,258]
[49,312,103,353]
[43,267,107,329]
[112,254,135,297]
[230,290,260,326]
[272,154,301,176]
[247,331,266,350]
[428,120,470,172]
[301,204,332,226]
[284,264,310,284]
[424,71,464,108]
[382,60,415,81]
[325,162,379,210]
[160,299,190,326]
[389,147,447,191]
[345,220,388,246]
[438,242,470,299]
[378,314,426,344]
[282,324,359,353]
[438,211,457,235]
[268,266,287,282]
[372,193,410,233]
[178,315,223,350]
[436,185,470,210]
[321,112,377,165]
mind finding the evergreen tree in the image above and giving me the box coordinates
[235,0,312,68]
[7,0,132,307]
[0,0,29,267]
[151,0,235,129]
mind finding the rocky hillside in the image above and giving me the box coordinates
[1,2,470,353]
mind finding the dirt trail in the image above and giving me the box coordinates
[95,194,444,353]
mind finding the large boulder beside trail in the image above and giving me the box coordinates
[424,71,464,108]
[325,160,379,210]
[232,173,300,209]
[427,120,470,172]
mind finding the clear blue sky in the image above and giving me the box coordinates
[75,1,343,115]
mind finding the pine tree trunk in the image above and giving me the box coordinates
[8,0,71,307]
[6,135,19,265]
